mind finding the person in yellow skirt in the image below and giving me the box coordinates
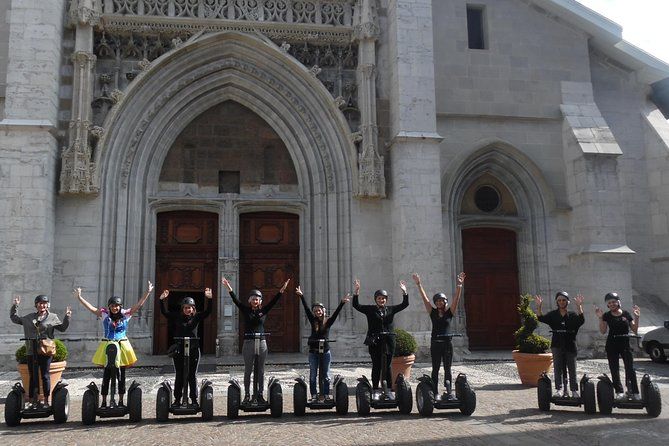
[74,281,154,407]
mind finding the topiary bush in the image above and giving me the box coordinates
[393,328,418,357]
[514,294,550,354]
[15,339,68,364]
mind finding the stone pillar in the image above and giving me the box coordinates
[0,0,67,355]
[60,0,101,194]
[353,0,385,198]
[218,199,240,355]
[386,0,445,336]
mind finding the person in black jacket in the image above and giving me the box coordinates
[296,285,350,401]
[352,279,409,399]
[221,276,290,404]
[595,292,641,400]
[159,287,214,407]
[535,291,585,398]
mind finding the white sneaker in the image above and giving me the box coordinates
[571,391,580,398]
[553,389,563,398]
[631,393,642,401]
[386,390,395,400]
[615,392,626,400]
[372,390,381,400]
[434,393,441,401]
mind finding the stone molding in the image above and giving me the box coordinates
[69,0,103,27]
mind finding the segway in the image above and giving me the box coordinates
[227,333,283,419]
[415,334,476,416]
[536,330,596,414]
[596,334,662,417]
[81,340,142,424]
[4,338,70,426]
[355,331,412,415]
[156,337,214,421]
[293,339,349,416]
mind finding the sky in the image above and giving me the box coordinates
[575,0,669,64]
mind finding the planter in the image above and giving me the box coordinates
[391,354,415,390]
[18,360,67,398]
[512,350,552,387]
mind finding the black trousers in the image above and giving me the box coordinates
[606,345,638,394]
[430,340,453,394]
[173,349,200,402]
[101,343,126,396]
[368,337,395,390]
[27,354,52,399]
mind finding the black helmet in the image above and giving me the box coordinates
[312,302,326,310]
[374,290,388,298]
[433,293,448,304]
[34,295,49,305]
[181,297,196,307]
[107,296,123,306]
[249,289,263,299]
[555,291,570,301]
[604,292,619,302]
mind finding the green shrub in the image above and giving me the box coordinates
[15,339,68,364]
[393,328,418,357]
[514,294,550,354]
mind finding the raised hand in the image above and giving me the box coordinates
[280,278,290,293]
[221,277,233,292]
[341,293,351,304]
[160,289,169,301]
[295,286,303,296]
[594,306,603,319]
[574,294,584,306]
[13,295,20,306]
[412,273,421,286]
[399,280,407,294]
[457,272,466,285]
[632,305,640,318]
[65,306,72,317]
[534,294,543,307]
[354,279,360,295]
[204,287,213,299]
[147,281,154,294]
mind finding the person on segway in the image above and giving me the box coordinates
[159,287,214,407]
[10,294,71,409]
[535,291,585,398]
[412,272,466,400]
[352,278,409,399]
[74,281,154,407]
[221,276,290,404]
[595,293,641,400]
[295,285,350,402]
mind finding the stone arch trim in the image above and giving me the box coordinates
[94,31,354,311]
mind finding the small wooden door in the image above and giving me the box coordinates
[154,211,218,354]
[462,228,521,349]
[239,212,299,353]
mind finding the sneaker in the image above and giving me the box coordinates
[631,393,642,401]
[172,399,181,407]
[257,394,266,404]
[553,389,563,398]
[571,391,580,399]
[310,395,318,403]
[318,395,326,402]
[372,390,381,400]
[100,400,108,408]
[41,402,50,410]
[434,393,442,402]
[242,395,250,404]
[386,390,395,400]
[562,389,569,398]
[190,399,199,407]
[324,395,332,402]
[615,392,626,400]
[446,392,456,401]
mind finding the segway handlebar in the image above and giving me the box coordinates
[244,332,270,339]
[173,336,201,340]
[612,334,641,338]
[549,330,575,334]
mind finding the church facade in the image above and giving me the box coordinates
[1,0,669,362]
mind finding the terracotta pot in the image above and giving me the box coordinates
[512,350,552,387]
[391,354,415,390]
[18,360,67,398]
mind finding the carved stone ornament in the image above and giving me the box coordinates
[110,89,124,104]
[309,65,322,77]
[68,0,102,27]
[352,0,379,42]
[138,58,152,71]
[60,121,99,195]
[334,96,347,109]
[280,42,291,53]
[358,147,385,198]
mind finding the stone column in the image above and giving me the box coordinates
[386,0,445,338]
[218,199,240,355]
[0,0,67,354]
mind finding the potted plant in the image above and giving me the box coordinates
[16,339,68,398]
[391,328,418,390]
[512,294,552,386]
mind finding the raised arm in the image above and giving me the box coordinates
[412,273,433,314]
[129,281,155,315]
[595,306,607,334]
[449,272,466,314]
[54,307,72,332]
[296,286,315,323]
[10,295,23,325]
[221,277,243,308]
[352,279,362,312]
[197,287,213,320]
[631,305,640,334]
[263,278,290,314]
[534,294,544,318]
[326,293,350,328]
[159,289,171,317]
[574,294,585,327]
[392,280,409,313]
[74,287,103,317]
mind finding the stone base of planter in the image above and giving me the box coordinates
[391,354,415,390]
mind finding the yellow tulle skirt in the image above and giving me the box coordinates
[92,339,137,367]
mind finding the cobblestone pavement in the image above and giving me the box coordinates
[0,359,667,446]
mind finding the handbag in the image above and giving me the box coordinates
[38,338,56,357]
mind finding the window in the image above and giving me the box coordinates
[474,185,500,212]
[218,171,240,193]
[467,5,486,50]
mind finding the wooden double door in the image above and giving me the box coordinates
[462,228,521,349]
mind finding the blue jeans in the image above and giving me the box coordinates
[308,351,331,396]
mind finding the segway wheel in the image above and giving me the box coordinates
[335,381,349,415]
[81,389,97,425]
[270,384,283,418]
[156,386,170,422]
[456,379,476,416]
[128,387,142,422]
[397,378,413,415]
[227,385,240,419]
[597,380,614,415]
[416,381,434,417]
[582,379,596,414]
[645,382,662,418]
[52,387,70,424]
[293,383,307,417]
[355,382,370,416]
[537,378,551,412]
[4,390,22,427]
[201,385,214,421]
